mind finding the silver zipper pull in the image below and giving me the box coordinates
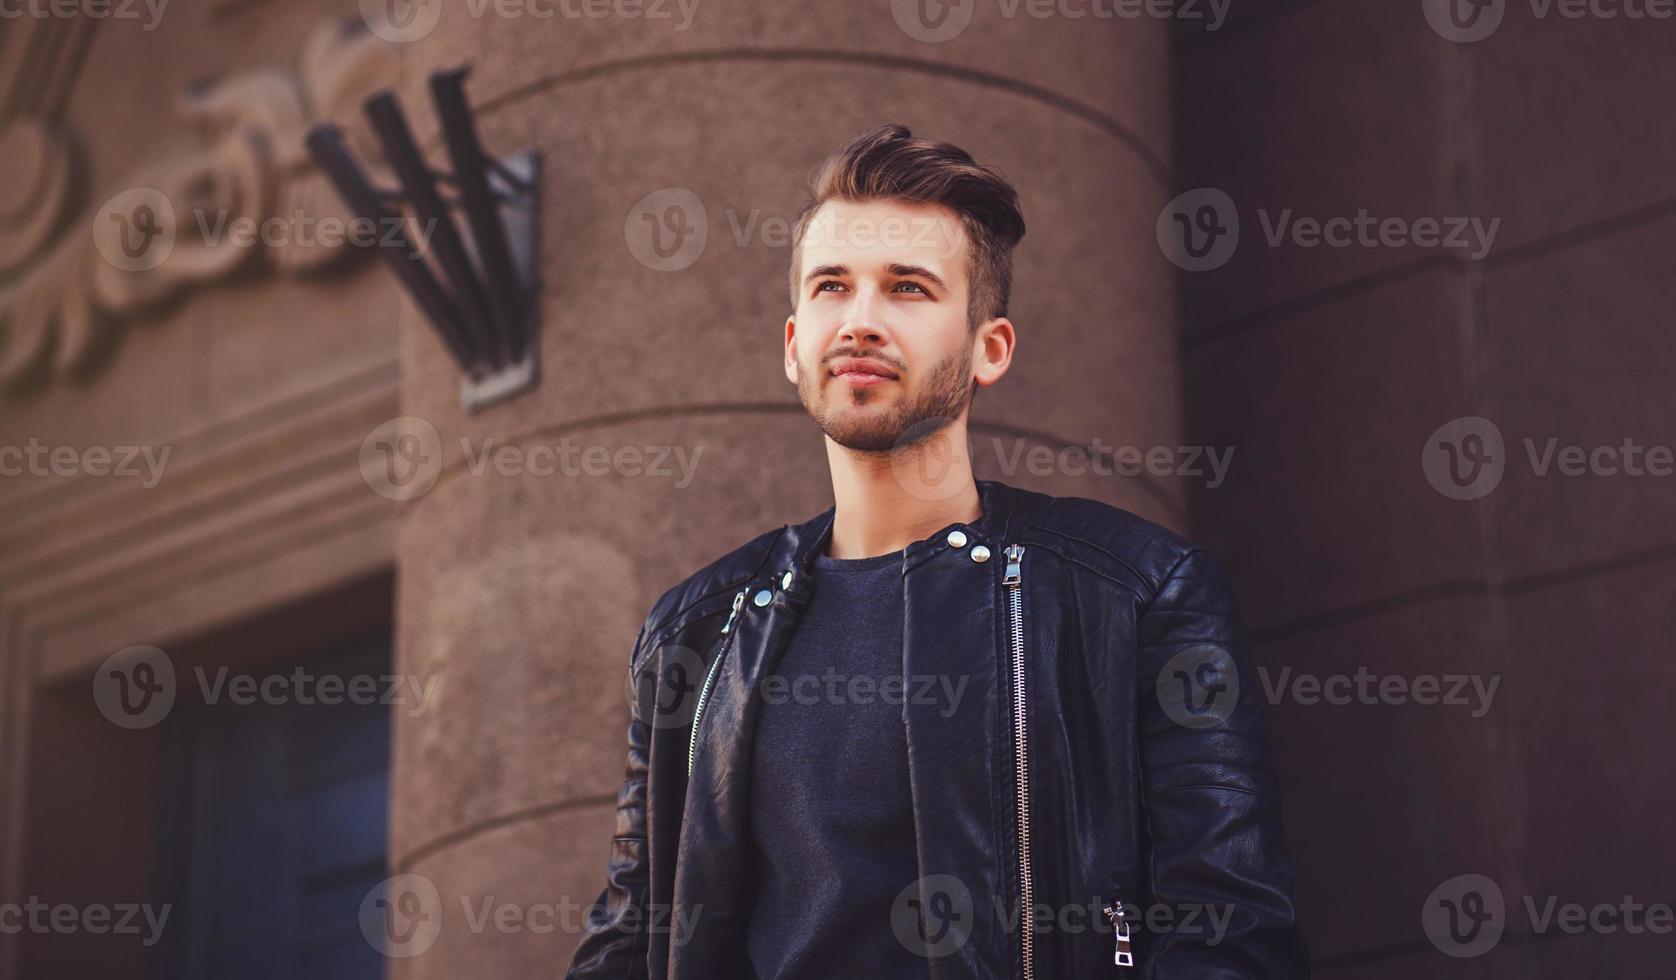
[1003,544,1024,585]
[719,590,746,634]
[1103,900,1134,968]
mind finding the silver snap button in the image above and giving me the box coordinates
[753,589,773,607]
[946,530,968,549]
[970,544,992,563]
[781,570,794,589]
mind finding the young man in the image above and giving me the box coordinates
[567,125,1308,979]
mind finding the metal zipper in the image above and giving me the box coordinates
[1102,898,1135,969]
[687,589,746,777]
[1003,544,1034,980]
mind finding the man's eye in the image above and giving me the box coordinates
[815,281,845,293]
[895,282,927,294]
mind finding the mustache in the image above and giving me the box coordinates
[820,347,907,374]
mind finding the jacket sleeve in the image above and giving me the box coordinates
[1135,548,1310,978]
[565,624,655,979]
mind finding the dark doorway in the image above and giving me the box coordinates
[150,641,393,980]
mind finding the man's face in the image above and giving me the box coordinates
[785,198,990,453]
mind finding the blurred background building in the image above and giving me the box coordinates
[0,0,1668,977]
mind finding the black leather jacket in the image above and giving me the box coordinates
[567,480,1309,979]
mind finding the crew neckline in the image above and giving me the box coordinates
[811,547,906,572]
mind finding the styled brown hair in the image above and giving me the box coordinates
[788,124,1027,329]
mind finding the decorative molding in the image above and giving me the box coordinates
[0,120,76,274]
[0,17,403,396]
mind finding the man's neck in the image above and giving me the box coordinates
[823,423,983,559]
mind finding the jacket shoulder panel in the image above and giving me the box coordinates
[1021,492,1200,601]
[639,524,789,645]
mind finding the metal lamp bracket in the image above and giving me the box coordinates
[305,65,542,411]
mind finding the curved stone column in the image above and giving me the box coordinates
[386,4,1177,973]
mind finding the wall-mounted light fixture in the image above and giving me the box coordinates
[306,65,540,411]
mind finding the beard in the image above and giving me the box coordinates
[798,344,974,453]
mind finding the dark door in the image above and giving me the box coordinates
[150,644,393,980]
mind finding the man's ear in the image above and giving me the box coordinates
[972,316,1016,388]
[784,315,799,386]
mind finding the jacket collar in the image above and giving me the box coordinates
[776,479,1039,582]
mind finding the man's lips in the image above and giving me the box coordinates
[829,357,899,385]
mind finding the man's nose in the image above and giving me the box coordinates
[839,321,886,346]
[839,290,888,346]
